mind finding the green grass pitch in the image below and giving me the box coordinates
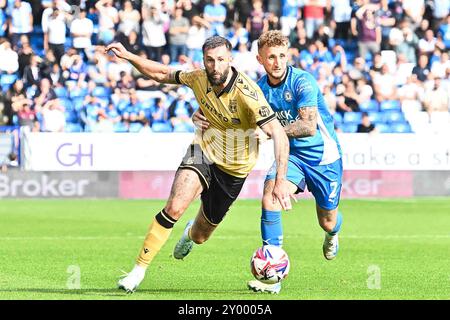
[0,198,449,300]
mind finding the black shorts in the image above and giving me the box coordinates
[178,144,246,226]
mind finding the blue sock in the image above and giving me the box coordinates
[261,209,283,247]
[329,211,343,235]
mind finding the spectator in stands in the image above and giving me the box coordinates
[356,112,377,133]
[1,152,18,173]
[96,0,119,45]
[423,77,449,114]
[415,18,430,40]
[246,0,267,43]
[67,54,87,88]
[336,83,360,115]
[150,97,169,125]
[412,54,431,82]
[389,19,419,63]
[123,30,141,56]
[186,16,209,65]
[352,1,381,60]
[267,12,281,31]
[226,21,249,50]
[330,44,347,70]
[87,47,109,85]
[322,84,337,115]
[169,6,189,63]
[17,99,36,129]
[118,0,141,37]
[280,0,301,36]
[303,0,327,40]
[49,62,63,87]
[203,0,226,37]
[168,86,194,131]
[373,63,398,102]
[356,77,374,104]
[431,0,449,32]
[43,8,72,64]
[22,54,42,88]
[431,51,450,79]
[0,40,19,74]
[141,2,169,62]
[17,35,33,79]
[92,109,115,133]
[289,21,308,53]
[4,79,31,125]
[39,98,65,132]
[299,42,317,71]
[70,9,94,61]
[122,89,145,124]
[33,78,57,110]
[402,0,424,29]
[398,74,424,113]
[233,42,259,80]
[418,29,437,56]
[330,0,352,41]
[8,0,33,49]
[377,0,396,50]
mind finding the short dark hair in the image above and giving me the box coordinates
[202,36,232,54]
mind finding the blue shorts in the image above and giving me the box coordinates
[265,156,343,211]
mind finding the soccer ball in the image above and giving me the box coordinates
[250,245,290,284]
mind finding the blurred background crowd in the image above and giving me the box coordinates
[0,0,449,135]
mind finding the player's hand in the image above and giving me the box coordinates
[105,42,131,61]
[192,109,210,131]
[272,178,293,211]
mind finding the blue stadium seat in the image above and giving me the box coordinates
[333,113,343,125]
[69,87,88,99]
[65,123,83,132]
[65,110,79,123]
[1,74,18,91]
[54,87,68,98]
[341,123,358,133]
[380,100,401,112]
[343,112,362,124]
[59,98,73,110]
[359,100,379,112]
[151,122,172,132]
[129,122,143,132]
[72,97,85,111]
[383,111,406,124]
[92,86,111,98]
[114,122,129,133]
[375,123,391,133]
[390,122,413,133]
[173,123,194,132]
[368,112,385,124]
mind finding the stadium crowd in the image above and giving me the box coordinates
[0,0,449,134]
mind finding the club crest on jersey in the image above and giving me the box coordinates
[284,90,293,102]
[228,100,237,113]
[259,106,271,117]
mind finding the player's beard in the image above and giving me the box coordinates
[206,68,230,86]
[269,67,287,81]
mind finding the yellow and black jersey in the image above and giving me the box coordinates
[175,67,275,178]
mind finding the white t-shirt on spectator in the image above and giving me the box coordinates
[11,1,32,34]
[186,25,206,50]
[418,37,436,54]
[42,108,66,132]
[41,2,72,31]
[99,6,118,30]
[71,17,94,49]
[0,46,19,73]
[331,0,352,23]
[45,14,67,45]
[142,14,169,47]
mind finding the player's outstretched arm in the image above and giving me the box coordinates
[260,119,292,211]
[105,42,179,84]
[284,106,318,138]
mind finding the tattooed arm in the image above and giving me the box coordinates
[105,42,179,84]
[283,106,318,138]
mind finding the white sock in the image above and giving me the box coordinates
[131,264,146,277]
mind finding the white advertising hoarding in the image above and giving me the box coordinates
[22,132,450,171]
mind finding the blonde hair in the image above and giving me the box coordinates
[257,30,289,51]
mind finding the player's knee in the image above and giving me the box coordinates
[319,220,335,233]
[164,201,187,220]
